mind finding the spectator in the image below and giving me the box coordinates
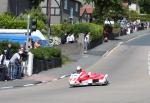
[34,41,41,48]
[83,32,90,53]
[20,48,28,61]
[67,33,75,43]
[20,44,26,51]
[103,26,109,42]
[5,43,12,60]
[9,49,23,79]
[0,50,7,65]
[61,33,67,44]
[20,48,28,77]
[147,22,149,29]
[0,50,7,81]
[27,38,34,49]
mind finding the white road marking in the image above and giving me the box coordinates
[24,84,34,87]
[103,42,123,58]
[1,86,13,89]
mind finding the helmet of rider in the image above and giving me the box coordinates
[76,66,82,73]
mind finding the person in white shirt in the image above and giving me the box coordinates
[84,32,90,53]
[0,50,7,65]
[9,49,23,79]
[67,33,75,43]
[0,50,7,80]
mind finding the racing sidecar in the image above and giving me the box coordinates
[69,72,109,87]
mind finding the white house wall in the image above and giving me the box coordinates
[129,3,140,14]
[51,16,61,24]
[40,0,47,14]
[51,0,60,7]
[40,0,47,7]
[0,0,8,13]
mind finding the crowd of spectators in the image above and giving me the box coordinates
[103,18,150,42]
[61,32,75,44]
[61,32,90,53]
[0,37,41,81]
[0,43,29,80]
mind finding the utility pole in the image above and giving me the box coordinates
[128,0,131,21]
[48,0,51,39]
[26,15,30,51]
[60,0,63,23]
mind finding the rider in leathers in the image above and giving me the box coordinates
[76,66,88,82]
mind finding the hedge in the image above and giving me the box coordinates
[0,41,62,63]
[51,23,103,40]
[128,12,150,21]
[30,47,62,73]
[139,14,150,21]
[30,47,61,61]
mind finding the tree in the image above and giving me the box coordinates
[129,0,150,14]
[138,0,150,14]
[30,0,44,8]
[84,0,123,22]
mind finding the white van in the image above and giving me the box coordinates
[0,29,52,47]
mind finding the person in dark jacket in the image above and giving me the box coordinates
[61,33,67,44]
[5,43,12,60]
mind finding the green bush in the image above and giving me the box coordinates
[0,12,46,30]
[51,23,103,40]
[73,23,90,34]
[30,47,61,61]
[140,14,150,21]
[51,24,63,37]
[89,23,103,40]
[17,7,48,23]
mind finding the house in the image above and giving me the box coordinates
[122,0,140,13]
[80,4,94,22]
[0,0,31,16]
[129,3,140,14]
[0,0,90,24]
[40,0,84,24]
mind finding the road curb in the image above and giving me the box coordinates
[0,81,42,90]
[0,76,66,90]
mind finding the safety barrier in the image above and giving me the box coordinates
[0,63,27,81]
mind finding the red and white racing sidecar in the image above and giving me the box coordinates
[69,72,109,87]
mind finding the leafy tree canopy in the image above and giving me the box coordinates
[128,0,150,14]
[84,0,123,22]
[30,0,44,8]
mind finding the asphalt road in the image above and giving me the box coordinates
[1,30,150,103]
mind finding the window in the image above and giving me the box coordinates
[64,0,68,10]
[75,3,79,12]
[70,7,73,18]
